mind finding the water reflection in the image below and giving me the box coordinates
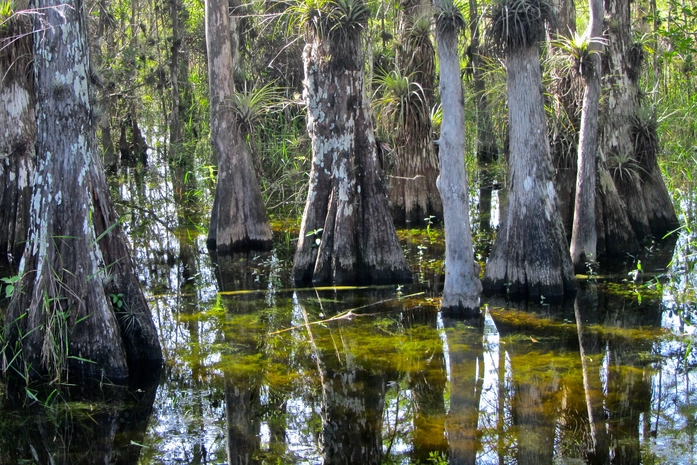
[444,315,484,465]
[0,378,159,464]
[3,161,696,464]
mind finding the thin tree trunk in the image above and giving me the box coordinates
[205,0,272,252]
[482,45,575,299]
[570,0,603,270]
[435,2,481,314]
[293,11,412,286]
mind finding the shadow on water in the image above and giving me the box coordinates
[0,371,160,464]
[2,156,697,464]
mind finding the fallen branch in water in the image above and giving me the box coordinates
[269,291,425,335]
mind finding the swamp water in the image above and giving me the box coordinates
[1,161,696,465]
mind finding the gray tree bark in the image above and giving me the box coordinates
[482,45,575,299]
[4,0,161,385]
[435,1,481,314]
[570,0,603,271]
[0,13,34,266]
[293,6,412,285]
[601,0,652,240]
[205,0,272,252]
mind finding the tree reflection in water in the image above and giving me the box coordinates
[2,177,695,464]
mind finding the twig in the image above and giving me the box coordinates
[269,292,425,335]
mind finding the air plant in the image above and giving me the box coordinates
[608,150,643,184]
[435,0,466,37]
[227,82,283,136]
[488,0,555,55]
[373,69,428,134]
[552,30,607,78]
[630,105,659,167]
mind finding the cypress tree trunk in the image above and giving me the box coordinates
[205,0,272,252]
[601,0,651,240]
[595,166,640,256]
[388,0,442,227]
[435,1,481,314]
[4,0,161,385]
[0,13,34,266]
[293,2,412,285]
[482,45,575,299]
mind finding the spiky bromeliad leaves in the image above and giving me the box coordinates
[373,69,428,135]
[228,82,283,135]
[296,0,369,41]
[552,31,608,79]
[630,105,659,166]
[435,0,466,37]
[489,0,555,54]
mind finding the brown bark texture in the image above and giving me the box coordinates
[205,0,272,252]
[435,6,482,315]
[0,15,34,266]
[482,46,576,299]
[388,0,442,227]
[293,19,412,286]
[3,0,161,385]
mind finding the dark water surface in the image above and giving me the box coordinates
[1,160,696,464]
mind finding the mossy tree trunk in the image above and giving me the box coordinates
[0,13,34,266]
[293,2,412,285]
[205,0,272,252]
[388,0,442,227]
[3,0,161,385]
[435,1,481,315]
[482,44,575,299]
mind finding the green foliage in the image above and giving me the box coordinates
[551,31,607,78]
[607,150,643,185]
[229,82,283,135]
[0,0,13,22]
[373,69,427,131]
[1,274,20,299]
